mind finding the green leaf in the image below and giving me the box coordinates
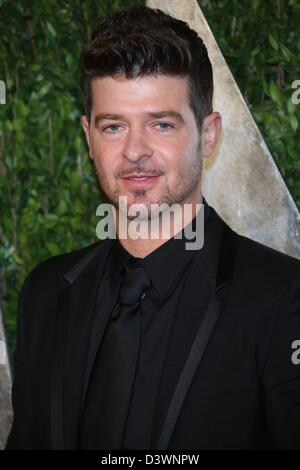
[290,115,298,132]
[268,33,278,50]
[38,83,52,97]
[287,99,296,114]
[45,242,60,255]
[269,82,282,106]
[46,22,57,38]
[280,44,291,62]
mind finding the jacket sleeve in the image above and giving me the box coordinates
[262,269,300,449]
[5,267,37,449]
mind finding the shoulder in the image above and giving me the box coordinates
[207,203,300,285]
[228,229,300,306]
[235,231,300,279]
[20,238,113,294]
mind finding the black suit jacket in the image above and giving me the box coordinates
[6,205,300,449]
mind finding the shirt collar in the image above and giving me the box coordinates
[109,198,212,300]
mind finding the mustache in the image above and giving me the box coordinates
[117,167,164,178]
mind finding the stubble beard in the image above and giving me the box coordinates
[94,141,203,222]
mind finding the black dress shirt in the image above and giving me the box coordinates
[80,199,211,450]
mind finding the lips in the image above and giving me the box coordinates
[126,177,149,180]
[123,174,157,179]
[121,174,160,188]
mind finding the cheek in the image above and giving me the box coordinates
[162,140,190,169]
[91,141,118,175]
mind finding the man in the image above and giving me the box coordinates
[6,5,300,450]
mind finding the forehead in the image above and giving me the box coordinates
[90,74,190,109]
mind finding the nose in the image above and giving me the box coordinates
[122,128,153,163]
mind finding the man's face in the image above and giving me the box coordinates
[81,74,218,219]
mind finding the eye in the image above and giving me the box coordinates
[154,122,174,133]
[102,124,123,133]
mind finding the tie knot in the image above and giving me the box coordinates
[118,260,151,305]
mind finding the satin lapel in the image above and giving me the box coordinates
[156,292,224,450]
[50,239,113,449]
[151,213,239,450]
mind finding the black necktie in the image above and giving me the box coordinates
[78,258,151,449]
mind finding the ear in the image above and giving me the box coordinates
[201,112,222,158]
[81,115,94,160]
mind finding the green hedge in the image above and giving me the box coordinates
[0,0,299,354]
[0,0,144,353]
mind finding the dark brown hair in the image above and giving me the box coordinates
[80,5,213,130]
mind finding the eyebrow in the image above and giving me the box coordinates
[94,111,185,125]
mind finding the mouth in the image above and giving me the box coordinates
[121,174,161,189]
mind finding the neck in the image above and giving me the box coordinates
[114,193,203,258]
